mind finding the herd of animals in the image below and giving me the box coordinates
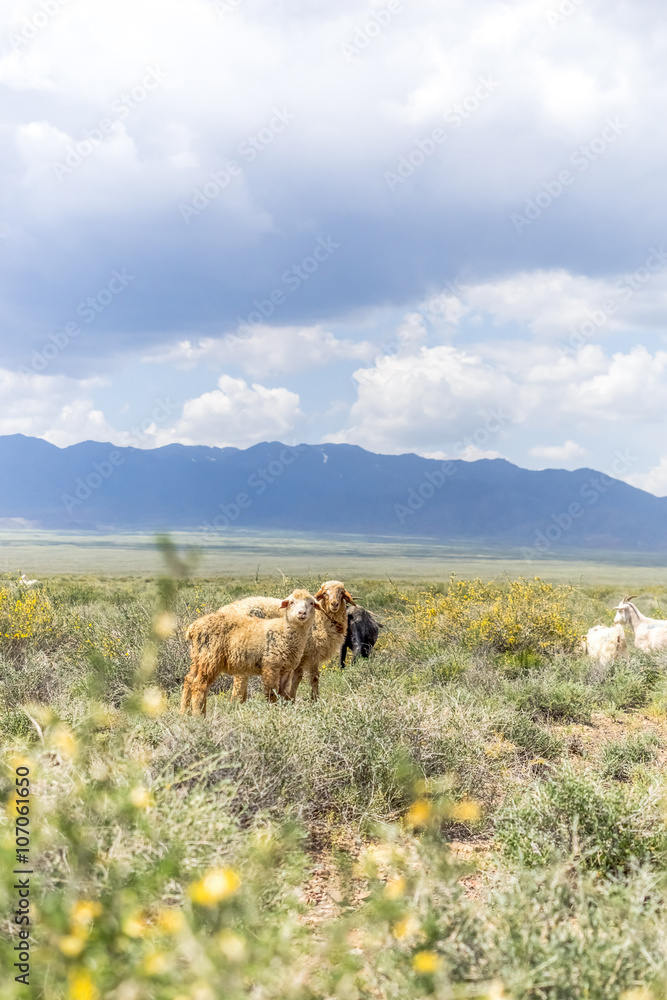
[180,580,382,715]
[179,583,667,716]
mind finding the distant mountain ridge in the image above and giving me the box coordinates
[1,433,666,553]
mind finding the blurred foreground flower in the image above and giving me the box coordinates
[141,686,166,716]
[190,868,240,906]
[412,950,442,974]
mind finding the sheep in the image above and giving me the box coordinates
[19,574,39,587]
[580,624,627,666]
[224,581,356,702]
[613,596,667,651]
[180,588,321,715]
[340,606,383,666]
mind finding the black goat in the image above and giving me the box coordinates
[340,606,383,666]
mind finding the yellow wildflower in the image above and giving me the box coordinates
[412,950,442,974]
[190,868,240,906]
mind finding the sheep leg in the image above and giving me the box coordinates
[263,665,281,703]
[286,666,304,701]
[191,677,210,716]
[279,671,296,701]
[180,669,197,714]
[231,676,248,702]
[309,667,320,702]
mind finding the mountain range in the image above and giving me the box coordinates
[1,434,665,553]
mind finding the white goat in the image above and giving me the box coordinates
[613,596,667,652]
[19,574,39,587]
[581,624,627,666]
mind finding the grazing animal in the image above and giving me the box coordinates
[580,624,627,666]
[180,589,321,715]
[225,581,356,702]
[19,574,39,587]
[613,596,667,652]
[340,606,383,666]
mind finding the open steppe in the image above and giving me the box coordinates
[2,551,667,998]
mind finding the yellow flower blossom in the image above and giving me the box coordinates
[129,786,153,809]
[412,950,442,974]
[218,930,246,961]
[190,868,240,906]
[71,901,102,928]
[68,969,99,1000]
[58,935,85,957]
[393,914,420,940]
[449,799,480,823]
[384,876,406,900]
[123,912,149,938]
[405,799,431,828]
[142,951,171,976]
[156,908,185,934]
[141,687,166,716]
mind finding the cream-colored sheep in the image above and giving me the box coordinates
[225,580,355,702]
[180,589,321,715]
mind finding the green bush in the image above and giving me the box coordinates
[496,765,667,871]
[600,731,661,781]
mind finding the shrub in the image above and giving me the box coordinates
[496,765,667,871]
[512,677,594,723]
[399,577,587,655]
[600,731,661,781]
[0,585,56,653]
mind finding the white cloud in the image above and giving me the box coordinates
[0,368,114,446]
[143,325,374,376]
[148,375,303,448]
[528,440,588,466]
[330,334,667,457]
[626,458,667,498]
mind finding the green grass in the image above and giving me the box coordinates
[2,564,667,998]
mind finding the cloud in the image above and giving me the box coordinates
[329,336,667,457]
[0,368,114,446]
[1,0,667,369]
[148,375,303,448]
[143,325,374,376]
[626,458,667,498]
[528,440,589,466]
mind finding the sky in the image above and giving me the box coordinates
[1,0,667,493]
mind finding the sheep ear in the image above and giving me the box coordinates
[313,600,323,611]
[314,588,326,601]
[279,599,290,609]
[343,591,357,605]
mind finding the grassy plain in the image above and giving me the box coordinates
[2,557,667,998]
[2,528,667,585]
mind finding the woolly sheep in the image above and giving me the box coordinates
[580,624,627,666]
[613,596,667,651]
[225,581,356,702]
[340,606,383,666]
[180,588,321,715]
